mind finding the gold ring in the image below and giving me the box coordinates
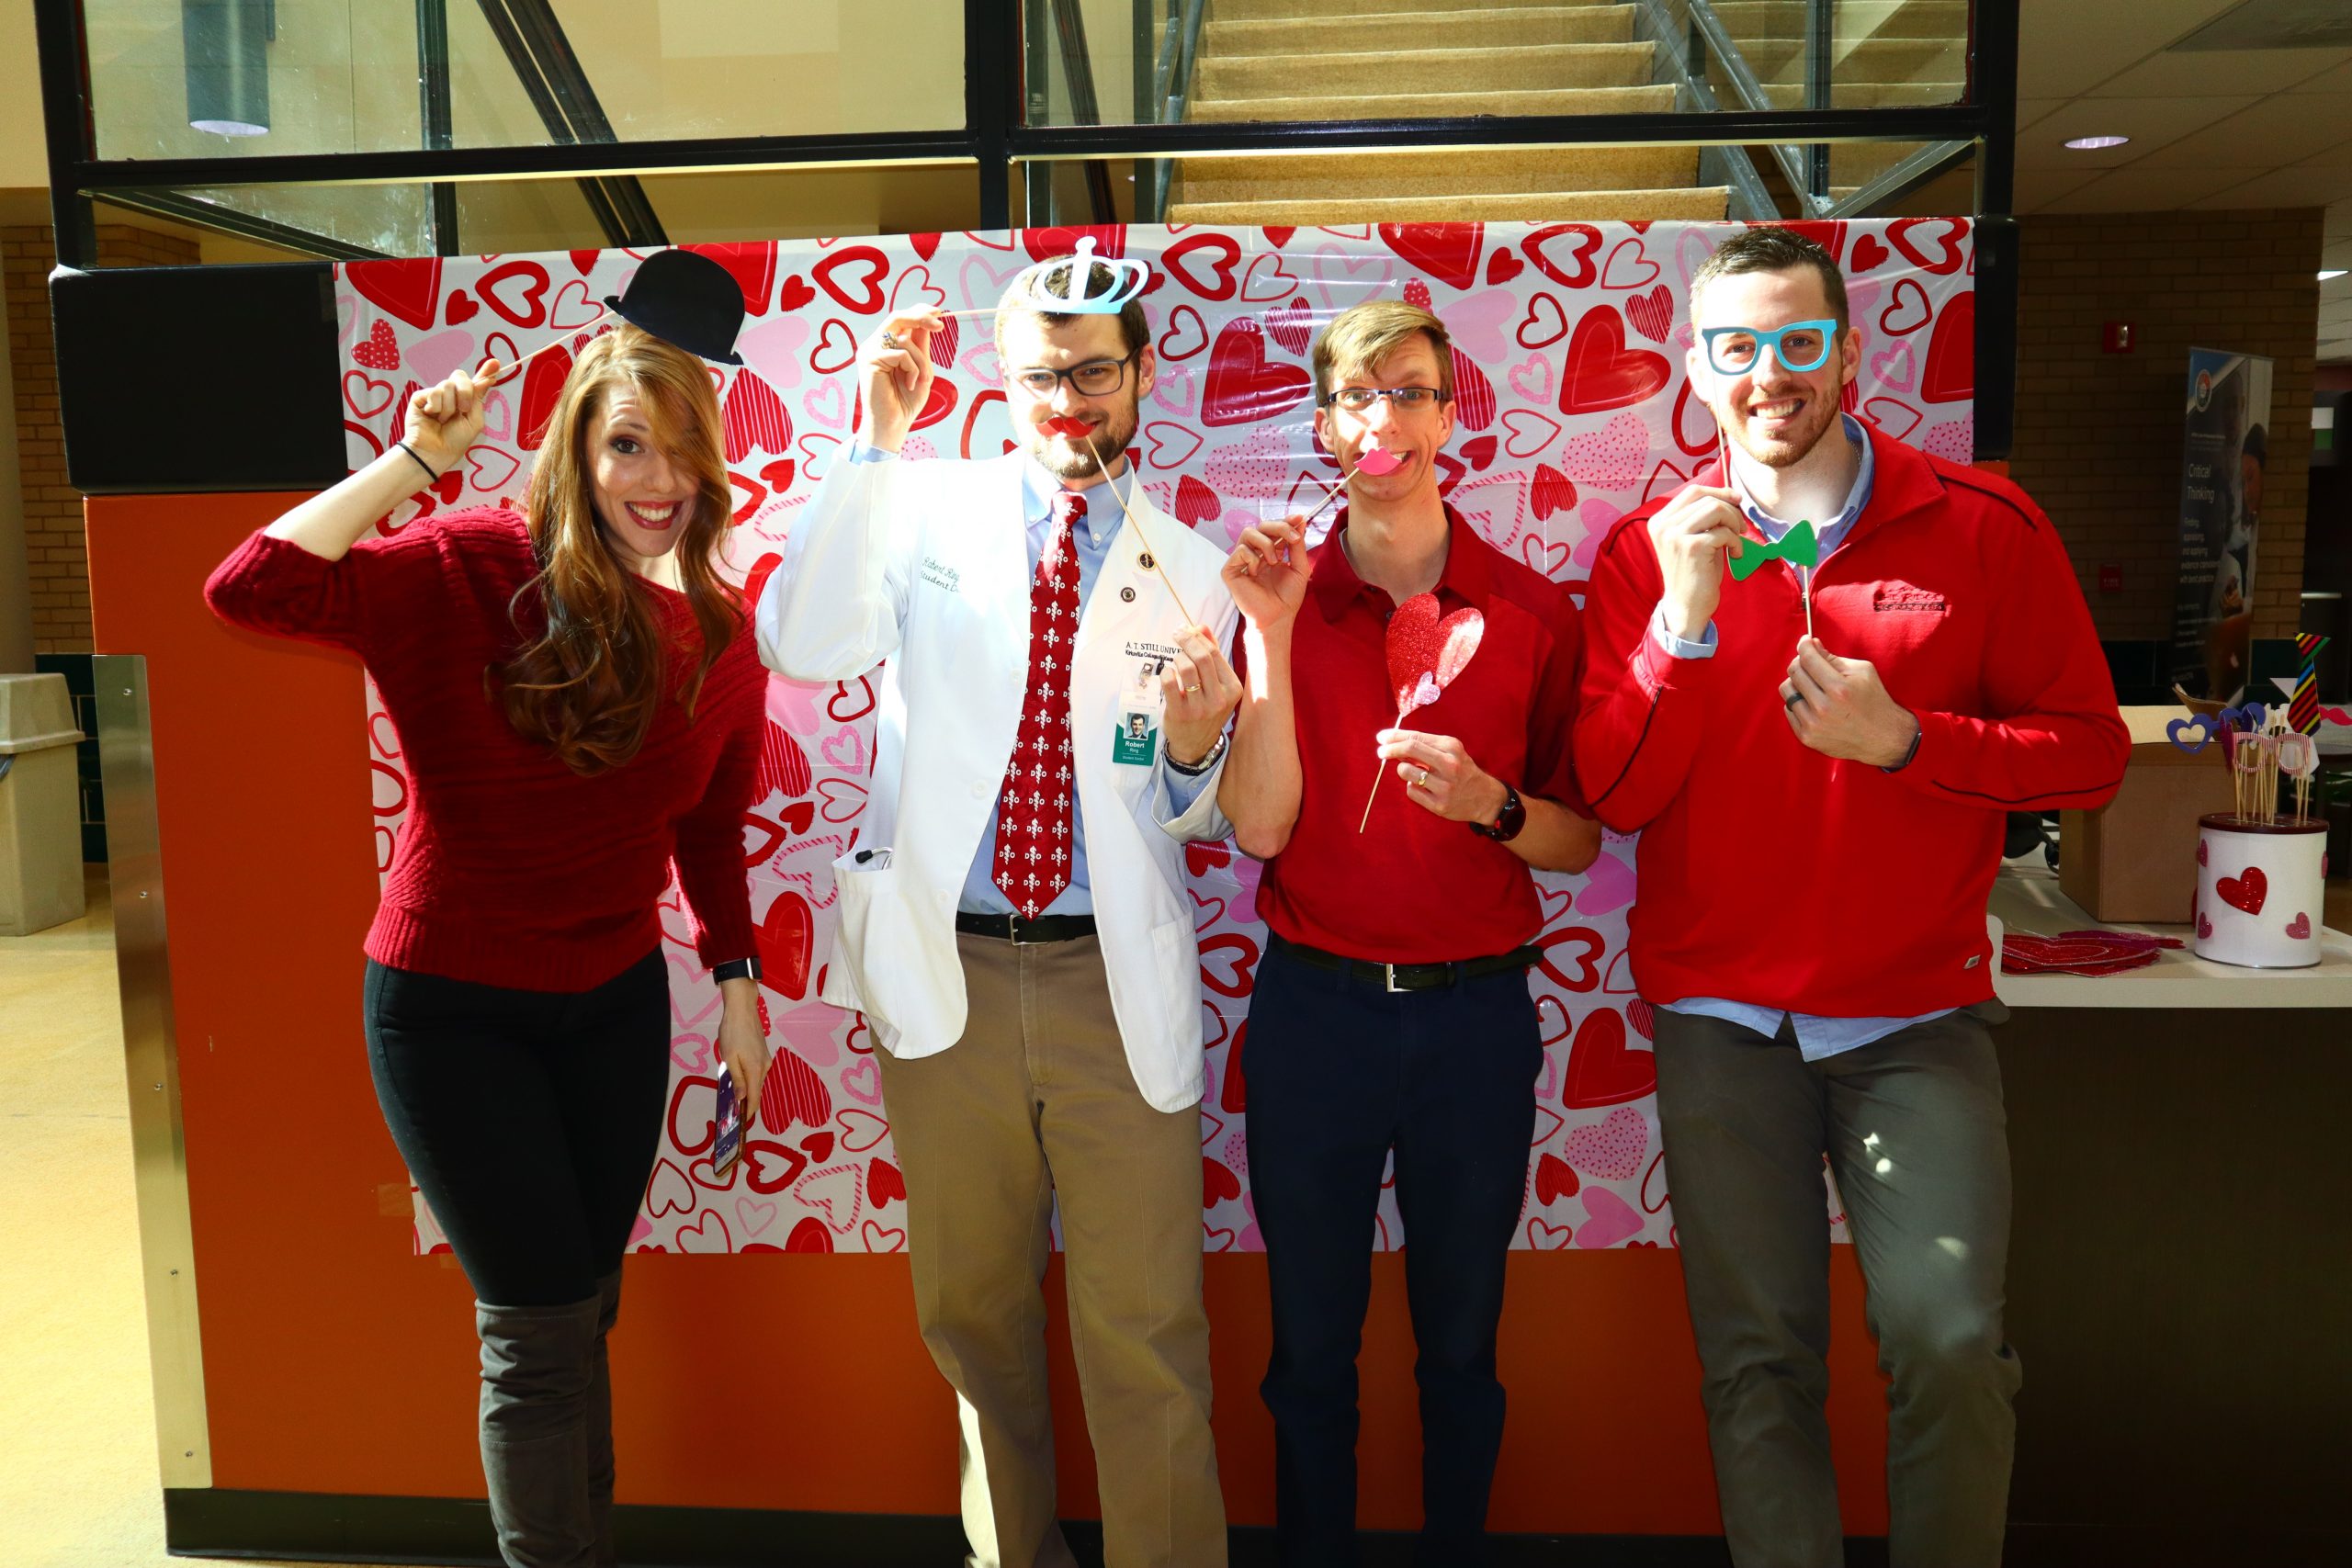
[1414,767,1431,788]
[1183,683,1202,695]
[880,331,900,348]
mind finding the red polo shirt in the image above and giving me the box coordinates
[1252,504,1589,964]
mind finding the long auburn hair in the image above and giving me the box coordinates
[496,324,739,775]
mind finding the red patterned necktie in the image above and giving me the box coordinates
[994,490,1084,917]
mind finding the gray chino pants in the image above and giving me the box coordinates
[1653,1003,2023,1568]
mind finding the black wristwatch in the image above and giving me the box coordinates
[1471,782,1526,842]
[712,956,763,984]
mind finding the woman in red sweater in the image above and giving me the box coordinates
[206,326,770,1568]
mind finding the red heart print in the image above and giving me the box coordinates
[1755,219,1847,264]
[1198,932,1260,998]
[1404,279,1432,310]
[665,1080,720,1156]
[1450,348,1497,432]
[567,248,600,276]
[348,255,444,330]
[1262,226,1295,249]
[685,242,776,314]
[1378,221,1483,290]
[1164,231,1242,300]
[779,274,816,313]
[828,676,876,722]
[1564,1007,1656,1109]
[1879,278,1932,336]
[1461,434,1498,471]
[343,371,396,420]
[1624,285,1672,345]
[1850,233,1890,274]
[1203,1157,1242,1206]
[723,370,793,463]
[1531,464,1576,522]
[1920,294,1973,404]
[516,344,572,450]
[758,457,797,492]
[1022,224,1126,266]
[1184,840,1230,878]
[1522,223,1603,289]
[756,891,816,1001]
[1535,926,1604,992]
[1175,474,1221,526]
[1264,297,1313,355]
[812,244,891,314]
[1535,1152,1579,1204]
[478,259,551,328]
[1600,237,1660,289]
[1626,998,1655,1039]
[1889,217,1967,276]
[1159,304,1209,361]
[1559,305,1670,415]
[910,231,943,262]
[2287,912,2312,940]
[811,319,859,374]
[910,377,960,433]
[445,291,480,325]
[1486,248,1524,287]
[867,1158,907,1207]
[2197,910,2213,940]
[1202,318,1311,428]
[2216,866,2267,916]
[929,314,962,371]
[2197,840,2209,866]
[353,320,401,370]
[784,1216,832,1252]
[1221,1020,1250,1112]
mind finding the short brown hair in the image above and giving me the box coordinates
[996,256,1150,359]
[1689,227,1850,333]
[1312,299,1455,406]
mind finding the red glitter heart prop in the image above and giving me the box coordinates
[1385,592,1484,718]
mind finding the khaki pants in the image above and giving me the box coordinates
[876,933,1226,1568]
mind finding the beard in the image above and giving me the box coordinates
[1029,395,1143,480]
[1721,383,1843,469]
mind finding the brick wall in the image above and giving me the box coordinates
[5,222,201,654]
[2009,209,2324,644]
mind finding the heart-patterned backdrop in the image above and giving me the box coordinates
[343,219,1974,1257]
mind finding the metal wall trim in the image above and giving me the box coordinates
[94,654,212,1489]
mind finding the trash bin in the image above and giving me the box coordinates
[0,672,88,936]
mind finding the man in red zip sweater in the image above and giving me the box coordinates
[1576,228,2127,1568]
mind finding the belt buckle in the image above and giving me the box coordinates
[1008,916,1036,946]
[1384,962,1406,994]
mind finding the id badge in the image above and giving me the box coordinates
[1113,648,1169,766]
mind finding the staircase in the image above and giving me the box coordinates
[1168,0,1724,226]
[1159,0,1972,227]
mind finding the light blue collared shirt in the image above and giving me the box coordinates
[1646,414,1952,1061]
[845,446,1208,917]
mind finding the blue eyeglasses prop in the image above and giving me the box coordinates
[1700,320,1840,377]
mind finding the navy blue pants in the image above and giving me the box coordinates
[1244,940,1542,1568]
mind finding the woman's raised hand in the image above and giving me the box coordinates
[404,359,503,474]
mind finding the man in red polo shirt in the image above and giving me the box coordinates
[1219,299,1601,1566]
[1577,228,2127,1568]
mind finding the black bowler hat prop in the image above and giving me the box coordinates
[490,248,747,386]
[603,248,747,365]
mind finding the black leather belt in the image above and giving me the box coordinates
[956,911,1099,945]
[1269,931,1539,994]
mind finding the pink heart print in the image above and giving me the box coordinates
[2287,912,2312,941]
[1385,592,1485,720]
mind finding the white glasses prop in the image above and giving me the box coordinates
[1700,319,1839,377]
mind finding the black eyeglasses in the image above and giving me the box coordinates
[1321,386,1449,414]
[1010,352,1140,399]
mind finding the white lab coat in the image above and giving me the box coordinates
[757,450,1239,1112]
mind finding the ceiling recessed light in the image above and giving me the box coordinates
[2323,269,2349,281]
[2064,135,2131,151]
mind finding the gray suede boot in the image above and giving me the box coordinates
[476,1295,603,1568]
[586,1270,623,1568]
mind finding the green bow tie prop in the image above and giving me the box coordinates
[1728,520,1819,581]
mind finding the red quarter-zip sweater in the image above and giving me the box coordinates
[206,508,763,992]
[1575,425,2128,1018]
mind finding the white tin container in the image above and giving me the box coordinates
[2193,814,2327,969]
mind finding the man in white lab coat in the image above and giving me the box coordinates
[758,256,1242,1568]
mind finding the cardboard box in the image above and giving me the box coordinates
[2059,707,2234,924]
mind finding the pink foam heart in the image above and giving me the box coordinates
[1386,593,1485,717]
[1574,1187,1645,1249]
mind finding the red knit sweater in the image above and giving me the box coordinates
[1576,427,2129,1018]
[206,507,763,992]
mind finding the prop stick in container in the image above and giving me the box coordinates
[2279,730,2320,822]
[1358,593,1485,832]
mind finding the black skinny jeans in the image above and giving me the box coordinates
[363,950,671,1307]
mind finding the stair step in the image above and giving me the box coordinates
[1729,34,1967,84]
[1177,145,1700,204]
[1212,0,1629,19]
[1704,0,1972,39]
[1192,81,1678,120]
[1751,79,1962,108]
[1202,6,1634,57]
[1169,186,1731,226]
[1197,40,1655,99]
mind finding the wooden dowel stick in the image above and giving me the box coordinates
[1080,430,1195,627]
[483,305,611,385]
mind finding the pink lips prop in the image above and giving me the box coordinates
[1351,446,1405,477]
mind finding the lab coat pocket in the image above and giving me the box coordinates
[827,852,909,1026]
